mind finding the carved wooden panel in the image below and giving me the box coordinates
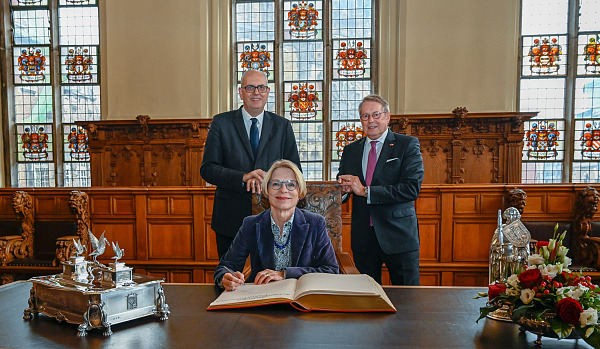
[452,222,496,262]
[92,222,136,260]
[419,220,439,261]
[148,222,193,259]
[78,116,210,187]
[390,109,536,184]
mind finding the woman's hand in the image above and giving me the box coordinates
[254,269,284,285]
[222,271,245,291]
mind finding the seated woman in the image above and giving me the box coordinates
[214,159,339,291]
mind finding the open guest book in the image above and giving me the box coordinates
[207,273,396,312]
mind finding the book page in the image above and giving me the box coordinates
[208,278,298,307]
[293,273,380,299]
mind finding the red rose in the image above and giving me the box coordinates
[536,241,549,249]
[488,282,507,300]
[556,298,583,325]
[518,268,543,288]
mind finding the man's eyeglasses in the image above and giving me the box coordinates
[242,85,269,93]
[360,111,387,121]
[268,179,298,191]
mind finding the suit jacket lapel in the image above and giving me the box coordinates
[354,138,367,184]
[371,130,395,185]
[290,208,308,267]
[234,107,254,160]
[256,111,273,161]
[257,209,274,269]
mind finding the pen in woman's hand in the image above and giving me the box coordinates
[223,266,245,286]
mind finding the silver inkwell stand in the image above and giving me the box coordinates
[23,230,170,336]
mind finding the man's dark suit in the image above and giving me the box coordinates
[337,130,424,284]
[200,107,301,256]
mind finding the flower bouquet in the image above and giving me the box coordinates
[477,224,600,348]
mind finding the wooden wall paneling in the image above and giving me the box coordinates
[547,192,574,214]
[419,272,440,286]
[452,220,496,262]
[460,139,497,183]
[150,143,187,186]
[135,194,148,260]
[480,194,504,214]
[418,220,439,262]
[148,220,194,259]
[419,140,451,184]
[439,192,454,263]
[193,193,206,263]
[92,221,136,260]
[170,270,193,283]
[193,269,206,283]
[453,272,487,286]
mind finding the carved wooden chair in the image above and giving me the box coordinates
[252,181,359,274]
[8,190,90,268]
[0,191,34,266]
[572,186,600,269]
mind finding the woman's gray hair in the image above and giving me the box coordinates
[261,160,307,199]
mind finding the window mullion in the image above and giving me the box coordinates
[50,0,63,187]
[562,0,579,182]
[323,0,332,180]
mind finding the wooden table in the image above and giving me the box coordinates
[0,281,592,348]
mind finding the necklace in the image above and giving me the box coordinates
[274,232,292,250]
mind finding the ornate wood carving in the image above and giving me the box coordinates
[55,191,91,266]
[77,116,211,186]
[505,188,527,215]
[390,108,536,184]
[573,186,600,268]
[0,191,34,266]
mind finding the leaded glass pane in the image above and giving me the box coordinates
[59,0,97,5]
[522,162,562,183]
[579,33,600,75]
[522,119,565,161]
[331,80,370,121]
[13,46,50,84]
[17,162,55,187]
[12,9,50,45]
[283,0,322,40]
[579,0,600,32]
[521,0,568,36]
[63,124,89,162]
[58,6,99,46]
[60,46,99,84]
[574,78,600,161]
[61,85,101,123]
[11,0,49,6]
[521,35,567,77]
[333,39,371,79]
[236,1,275,42]
[293,122,323,180]
[519,78,565,119]
[63,162,91,187]
[282,42,324,81]
[573,161,600,182]
[331,0,371,39]
[15,85,53,124]
[284,81,322,121]
[16,123,53,162]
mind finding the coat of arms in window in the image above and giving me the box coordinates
[66,47,93,82]
[336,124,365,157]
[580,122,600,159]
[288,83,319,120]
[68,126,90,161]
[525,121,559,159]
[288,1,319,39]
[21,126,49,160]
[240,43,271,75]
[528,38,561,75]
[336,41,367,78]
[18,47,46,82]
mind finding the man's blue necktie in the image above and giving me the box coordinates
[250,118,259,158]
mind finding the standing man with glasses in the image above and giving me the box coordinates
[337,94,424,285]
[201,69,301,259]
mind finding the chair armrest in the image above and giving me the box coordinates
[335,251,360,274]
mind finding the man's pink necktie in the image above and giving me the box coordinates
[365,140,377,186]
[365,140,377,226]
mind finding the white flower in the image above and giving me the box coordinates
[520,288,535,304]
[506,287,520,297]
[507,274,520,288]
[541,264,559,279]
[528,254,545,265]
[556,286,573,299]
[580,308,599,327]
[571,285,589,300]
[564,256,572,268]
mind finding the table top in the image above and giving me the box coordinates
[0,281,593,349]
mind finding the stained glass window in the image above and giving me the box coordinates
[234,0,375,180]
[520,0,600,183]
[8,0,100,187]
